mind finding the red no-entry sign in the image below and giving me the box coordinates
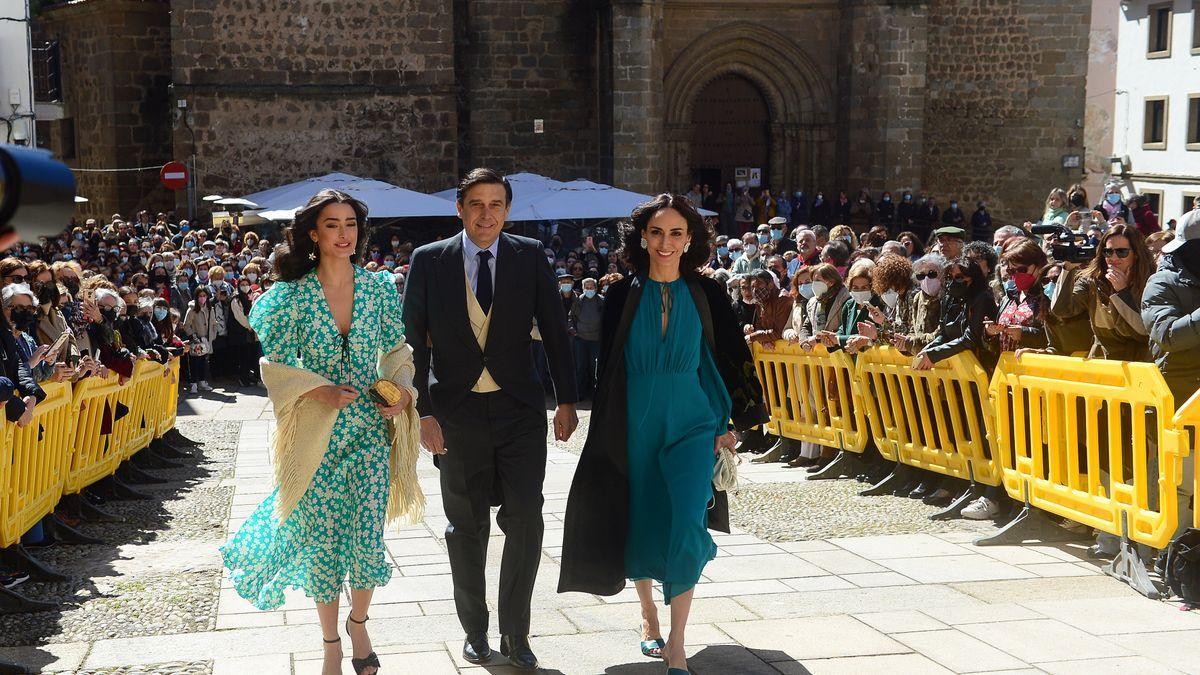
[160,161,188,190]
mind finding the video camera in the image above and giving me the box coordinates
[0,145,77,249]
[1030,222,1095,264]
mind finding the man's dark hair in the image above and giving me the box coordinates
[962,240,998,277]
[822,240,851,266]
[457,167,513,205]
[616,193,715,275]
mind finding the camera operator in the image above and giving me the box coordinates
[1145,209,1200,410]
[1044,224,1153,361]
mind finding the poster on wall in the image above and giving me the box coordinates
[734,167,749,189]
[748,168,762,188]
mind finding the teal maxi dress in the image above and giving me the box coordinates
[624,277,732,604]
[221,267,406,610]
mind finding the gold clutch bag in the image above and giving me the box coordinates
[368,379,404,407]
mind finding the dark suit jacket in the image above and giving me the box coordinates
[403,231,578,419]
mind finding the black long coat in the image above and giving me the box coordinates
[557,273,768,597]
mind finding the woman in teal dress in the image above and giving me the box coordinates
[559,194,768,675]
[221,189,415,675]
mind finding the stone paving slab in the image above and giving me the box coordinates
[53,397,1198,674]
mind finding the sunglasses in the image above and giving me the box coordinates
[947,274,967,282]
[5,274,28,283]
[914,271,939,280]
[1103,247,1132,259]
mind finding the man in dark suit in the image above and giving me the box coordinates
[403,168,578,671]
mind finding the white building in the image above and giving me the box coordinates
[0,0,35,147]
[1114,0,1200,224]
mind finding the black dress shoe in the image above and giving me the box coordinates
[463,632,492,664]
[908,482,933,499]
[500,634,538,671]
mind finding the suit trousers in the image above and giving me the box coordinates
[438,390,547,636]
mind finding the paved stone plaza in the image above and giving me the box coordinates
[3,388,1200,674]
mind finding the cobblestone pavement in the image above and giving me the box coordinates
[4,387,1200,673]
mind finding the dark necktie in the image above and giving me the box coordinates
[476,249,493,314]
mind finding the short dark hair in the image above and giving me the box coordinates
[616,194,715,275]
[962,240,998,276]
[457,167,513,204]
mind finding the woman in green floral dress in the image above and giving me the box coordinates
[221,189,412,675]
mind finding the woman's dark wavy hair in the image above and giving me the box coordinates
[272,189,369,282]
[616,193,715,275]
[946,255,988,299]
[1082,223,1152,302]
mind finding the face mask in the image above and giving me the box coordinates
[993,244,1003,258]
[197,271,208,281]
[166,260,177,271]
[75,233,84,241]
[1106,193,1121,205]
[1043,281,1056,299]
[177,278,188,287]
[758,234,769,245]
[945,279,968,299]
[391,240,400,248]
[100,307,119,322]
[771,229,783,240]
[197,296,207,306]
[64,254,73,261]
[884,196,891,203]
[63,278,80,296]
[797,282,814,299]
[1011,271,1037,292]
[139,256,149,267]
[120,256,129,264]
[10,307,36,329]
[186,241,196,248]
[226,272,235,281]
[904,195,912,202]
[559,283,574,294]
[35,283,57,306]
[583,289,597,299]
[730,251,742,261]
[881,289,901,307]
[950,202,958,209]
[153,263,165,270]
[384,260,395,268]
[811,280,830,298]
[920,277,942,296]
[717,246,729,257]
[598,247,608,256]
[153,308,168,321]
[239,285,251,294]
[181,225,190,232]
[752,286,774,304]
[850,290,873,304]
[248,273,259,283]
[745,244,758,256]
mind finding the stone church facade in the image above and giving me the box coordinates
[38,0,1091,227]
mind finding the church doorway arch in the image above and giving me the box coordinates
[689,74,770,195]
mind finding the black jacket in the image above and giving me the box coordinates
[923,287,999,372]
[0,325,45,422]
[403,231,578,418]
[558,274,768,597]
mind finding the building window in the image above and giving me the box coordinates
[1144,97,1168,149]
[1189,95,1200,149]
[1184,193,1200,214]
[1142,190,1163,218]
[1193,1,1200,52]
[1148,3,1172,57]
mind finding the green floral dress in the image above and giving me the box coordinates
[221,266,405,609]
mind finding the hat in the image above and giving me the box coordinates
[756,223,770,231]
[1163,208,1200,253]
[556,272,574,281]
[932,226,966,239]
[768,216,788,226]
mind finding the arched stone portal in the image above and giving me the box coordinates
[663,22,835,195]
[690,74,770,193]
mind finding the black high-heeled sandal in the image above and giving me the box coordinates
[345,614,381,675]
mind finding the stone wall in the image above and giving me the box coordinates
[170,0,459,207]
[921,0,1091,226]
[38,0,173,220]
[454,0,602,182]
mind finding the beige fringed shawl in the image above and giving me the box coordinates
[259,341,424,528]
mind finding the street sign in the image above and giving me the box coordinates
[160,161,188,190]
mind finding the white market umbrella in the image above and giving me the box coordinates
[507,179,716,222]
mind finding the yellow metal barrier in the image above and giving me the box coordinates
[0,382,75,548]
[157,358,181,438]
[1171,388,1200,529]
[751,341,869,453]
[855,346,1000,485]
[990,352,1184,549]
[119,360,162,460]
[64,373,126,495]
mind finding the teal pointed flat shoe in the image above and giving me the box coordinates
[640,637,665,658]
[667,668,690,675]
